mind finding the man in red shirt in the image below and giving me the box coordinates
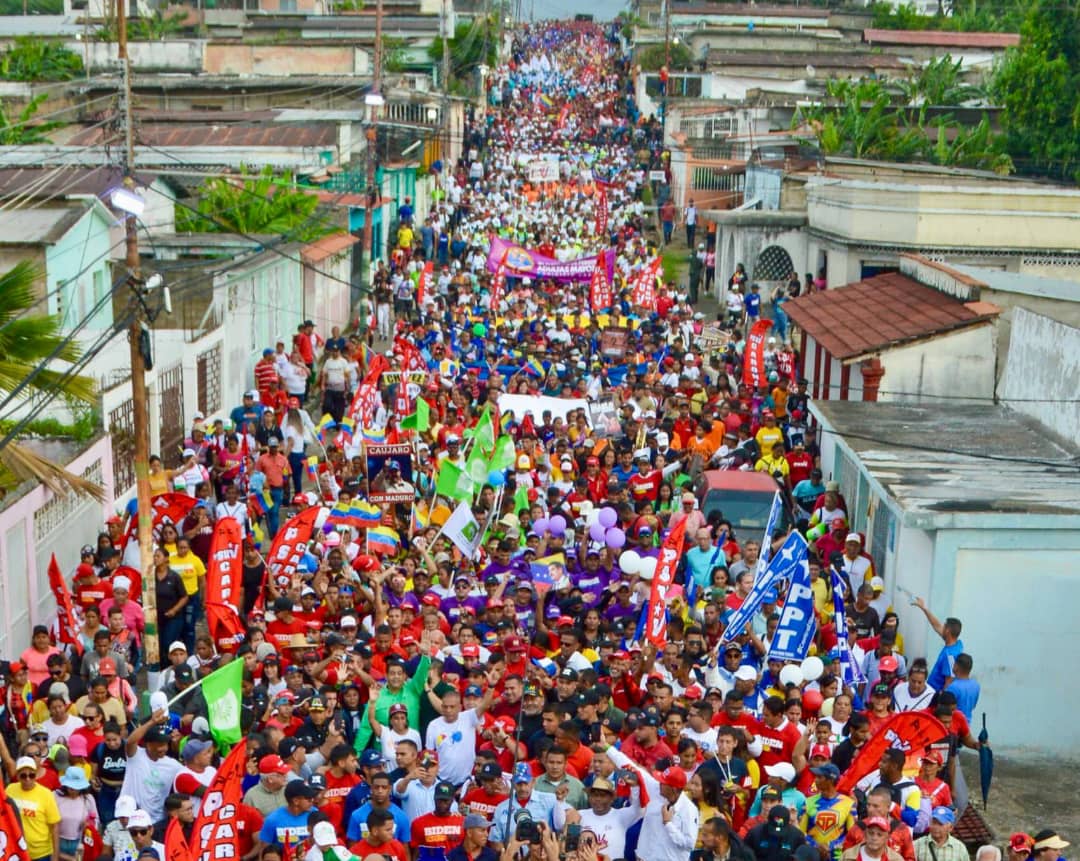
[321,744,361,831]
[627,453,662,504]
[74,564,112,610]
[785,439,814,488]
[266,598,306,651]
[254,349,280,406]
[411,782,465,855]
[618,712,673,770]
[347,810,409,861]
[461,762,509,821]
[753,695,806,771]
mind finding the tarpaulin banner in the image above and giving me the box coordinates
[595,186,608,236]
[743,319,774,387]
[0,780,31,861]
[253,506,322,614]
[205,517,245,653]
[631,259,660,307]
[837,712,948,794]
[831,566,867,690]
[491,248,509,309]
[588,257,613,311]
[416,260,434,308]
[486,236,615,283]
[646,517,688,648]
[767,552,815,661]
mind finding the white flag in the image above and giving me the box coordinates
[442,501,484,558]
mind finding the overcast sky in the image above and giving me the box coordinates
[514,0,628,22]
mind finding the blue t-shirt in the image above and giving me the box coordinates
[947,677,981,721]
[346,801,411,844]
[259,808,310,847]
[929,640,963,691]
[686,545,721,591]
[745,292,761,318]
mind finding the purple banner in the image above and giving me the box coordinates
[486,237,615,283]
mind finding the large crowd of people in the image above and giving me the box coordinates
[0,19,1064,861]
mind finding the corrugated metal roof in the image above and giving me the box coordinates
[301,231,358,263]
[784,272,997,361]
[68,123,337,148]
[811,401,1080,518]
[863,28,1020,48]
[708,51,906,69]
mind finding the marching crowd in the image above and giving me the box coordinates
[0,18,1066,861]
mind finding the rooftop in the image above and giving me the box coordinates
[949,264,1080,305]
[862,28,1020,48]
[0,202,97,246]
[68,123,338,148]
[784,271,998,361]
[811,401,1080,521]
[301,231,359,263]
[707,50,906,70]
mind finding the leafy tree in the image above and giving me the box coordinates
[0,261,103,501]
[991,0,1080,181]
[96,10,189,41]
[177,165,332,241]
[428,18,498,91]
[635,42,694,72]
[382,35,409,74]
[0,38,82,82]
[0,94,64,145]
[900,55,983,106]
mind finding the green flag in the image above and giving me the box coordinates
[488,435,517,473]
[514,484,530,515]
[465,405,496,453]
[201,657,244,748]
[435,459,474,501]
[400,397,430,432]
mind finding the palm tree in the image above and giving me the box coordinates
[0,260,103,501]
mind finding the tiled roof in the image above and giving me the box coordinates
[68,123,337,148]
[301,231,359,263]
[708,51,906,70]
[863,28,1020,48]
[784,272,997,360]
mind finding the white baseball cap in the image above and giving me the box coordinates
[734,665,758,681]
[312,821,338,848]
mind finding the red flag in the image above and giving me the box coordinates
[742,319,774,388]
[393,337,427,373]
[557,104,570,129]
[595,186,608,236]
[349,354,390,423]
[111,565,144,602]
[47,554,82,654]
[205,517,245,654]
[588,257,613,312]
[416,260,434,309]
[631,259,660,307]
[254,506,322,613]
[0,777,31,861]
[645,517,688,648]
[836,711,948,794]
[191,740,247,861]
[164,816,192,861]
[490,249,510,310]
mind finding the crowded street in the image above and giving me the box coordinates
[0,18,1066,861]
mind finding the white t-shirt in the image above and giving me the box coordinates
[37,714,84,747]
[425,709,480,785]
[577,804,643,861]
[322,356,349,391]
[378,725,423,764]
[681,725,719,756]
[121,749,182,822]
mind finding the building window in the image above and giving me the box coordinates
[197,344,223,417]
[109,398,136,494]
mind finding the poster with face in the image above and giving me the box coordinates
[366,443,416,503]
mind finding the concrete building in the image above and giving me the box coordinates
[785,255,1001,403]
[811,399,1080,753]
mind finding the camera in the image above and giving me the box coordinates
[516,819,542,844]
[564,824,581,852]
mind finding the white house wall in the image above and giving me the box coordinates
[874,325,996,402]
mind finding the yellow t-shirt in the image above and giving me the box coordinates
[170,550,207,596]
[6,781,61,857]
[755,426,785,458]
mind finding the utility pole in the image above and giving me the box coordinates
[118,0,160,678]
[442,0,451,159]
[662,0,671,144]
[360,0,383,332]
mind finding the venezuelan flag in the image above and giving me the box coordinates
[411,500,430,532]
[367,525,400,556]
[248,492,267,518]
[339,416,356,442]
[327,501,352,524]
[350,500,382,525]
[523,357,544,378]
[316,414,336,444]
[500,411,515,433]
[361,426,386,445]
[305,455,320,481]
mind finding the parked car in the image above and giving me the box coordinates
[694,469,792,540]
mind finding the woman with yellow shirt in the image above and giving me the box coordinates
[170,535,207,650]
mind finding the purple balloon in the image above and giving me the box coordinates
[598,507,618,529]
[589,522,607,543]
[605,527,626,549]
[549,515,567,536]
[533,517,549,535]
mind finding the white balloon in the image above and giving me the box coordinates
[820,696,835,719]
[638,557,658,580]
[578,501,594,515]
[586,509,601,527]
[779,664,804,688]
[800,656,825,682]
[619,550,641,575]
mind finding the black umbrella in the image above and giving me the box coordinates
[978,712,993,809]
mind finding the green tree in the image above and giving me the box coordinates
[0,94,64,145]
[428,18,498,91]
[0,261,103,500]
[991,0,1080,181]
[635,42,693,72]
[0,38,82,82]
[900,54,983,106]
[177,165,332,240]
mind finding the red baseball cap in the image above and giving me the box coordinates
[655,766,687,790]
[259,754,291,774]
[878,655,899,673]
[462,644,480,658]
[864,817,891,832]
[503,636,526,653]
[400,633,417,647]
[920,751,944,765]
[98,658,117,675]
[494,716,517,734]
[810,743,832,759]
[613,650,631,661]
[556,616,575,628]
[421,593,442,607]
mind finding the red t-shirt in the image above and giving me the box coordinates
[266,617,307,650]
[460,786,508,821]
[752,717,803,768]
[75,579,113,610]
[627,470,663,503]
[320,771,361,830]
[350,838,408,861]
[410,813,464,850]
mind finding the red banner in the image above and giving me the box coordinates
[47,554,82,654]
[557,104,570,129]
[836,711,948,794]
[645,517,688,648]
[393,337,428,373]
[415,261,434,309]
[164,816,192,861]
[121,492,199,553]
[490,249,509,310]
[205,517,245,654]
[0,775,31,861]
[742,319,774,388]
[191,740,247,861]
[254,506,322,614]
[631,259,660,308]
[595,186,608,236]
[349,354,390,426]
[588,257,613,312]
